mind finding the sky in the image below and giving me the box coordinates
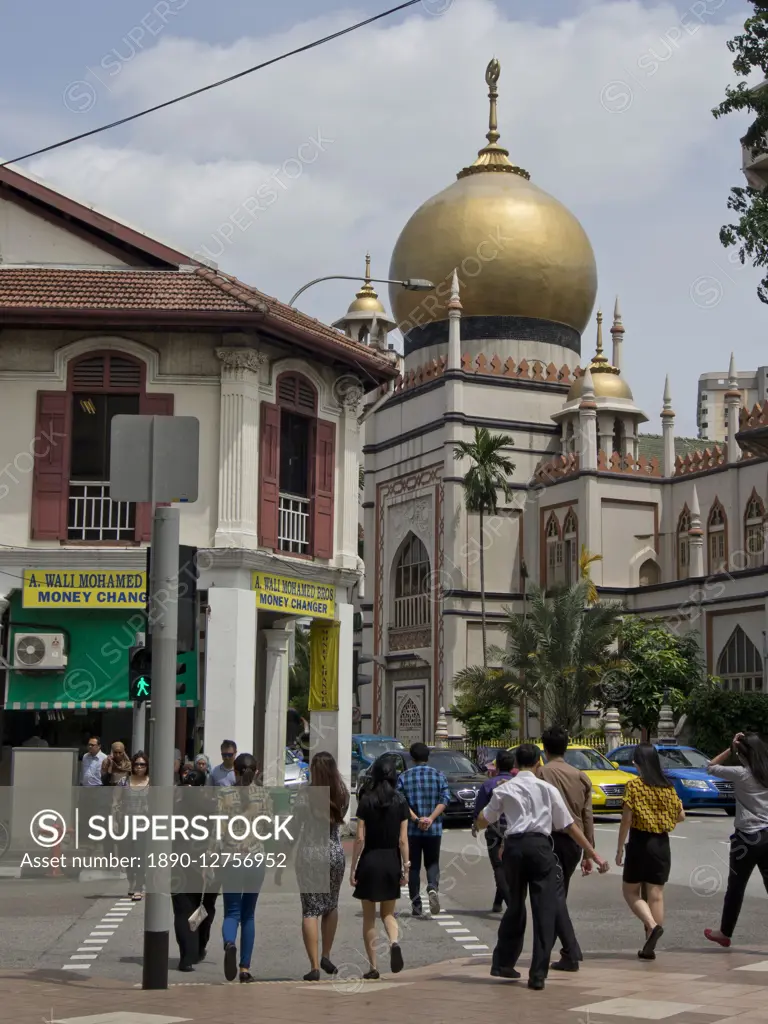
[0,0,763,436]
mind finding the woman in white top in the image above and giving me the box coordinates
[705,732,768,947]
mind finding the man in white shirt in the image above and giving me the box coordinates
[476,743,609,990]
[80,736,106,786]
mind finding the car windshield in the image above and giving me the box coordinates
[560,748,614,771]
[425,752,478,775]
[285,749,299,765]
[657,747,712,769]
[361,739,405,759]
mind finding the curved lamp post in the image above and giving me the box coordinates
[288,274,433,307]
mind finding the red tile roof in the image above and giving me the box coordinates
[0,266,398,377]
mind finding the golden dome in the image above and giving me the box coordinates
[346,254,386,315]
[389,60,597,335]
[567,310,634,401]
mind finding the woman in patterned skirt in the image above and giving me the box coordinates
[295,751,349,981]
[616,743,684,960]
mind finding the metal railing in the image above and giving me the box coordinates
[443,734,638,761]
[279,493,310,554]
[393,593,430,629]
[68,481,135,541]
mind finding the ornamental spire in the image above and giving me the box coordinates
[458,59,529,180]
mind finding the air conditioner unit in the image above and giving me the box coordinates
[14,633,68,671]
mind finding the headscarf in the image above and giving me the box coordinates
[109,742,132,773]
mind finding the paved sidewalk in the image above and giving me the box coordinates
[3,946,768,1024]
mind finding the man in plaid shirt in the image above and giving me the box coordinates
[397,743,451,916]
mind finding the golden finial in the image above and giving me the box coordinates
[458,59,530,180]
[356,253,377,299]
[364,252,372,284]
[589,308,620,376]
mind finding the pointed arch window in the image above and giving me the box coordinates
[563,508,578,585]
[638,558,660,587]
[677,507,691,580]
[717,626,763,692]
[707,499,727,574]
[545,512,564,589]
[393,534,431,629]
[744,491,765,569]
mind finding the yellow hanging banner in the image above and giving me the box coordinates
[309,620,340,712]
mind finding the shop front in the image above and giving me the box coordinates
[2,568,198,764]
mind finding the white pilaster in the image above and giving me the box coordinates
[661,374,676,477]
[597,412,614,456]
[263,627,290,788]
[579,369,598,471]
[215,348,264,547]
[309,602,353,815]
[689,485,705,577]
[203,588,257,753]
[338,382,364,569]
[725,352,741,464]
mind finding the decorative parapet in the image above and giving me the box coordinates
[673,445,726,476]
[534,451,580,483]
[388,626,431,652]
[385,353,583,396]
[598,451,661,476]
[740,400,768,430]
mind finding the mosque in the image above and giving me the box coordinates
[333,60,768,744]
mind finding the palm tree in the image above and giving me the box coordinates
[289,624,310,720]
[454,580,623,732]
[579,545,602,605]
[453,427,515,666]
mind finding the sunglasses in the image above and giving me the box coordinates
[134,762,148,768]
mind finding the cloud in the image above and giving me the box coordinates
[25,0,763,434]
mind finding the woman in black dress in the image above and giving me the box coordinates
[350,754,410,979]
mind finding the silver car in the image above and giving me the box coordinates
[285,748,309,787]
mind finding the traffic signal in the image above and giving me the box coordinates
[146,544,199,654]
[129,645,151,703]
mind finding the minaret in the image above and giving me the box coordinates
[610,296,624,372]
[579,368,598,471]
[661,375,675,477]
[447,269,462,371]
[725,351,741,463]
[332,253,396,348]
[689,484,705,577]
[592,311,613,454]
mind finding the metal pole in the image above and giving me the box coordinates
[132,702,146,754]
[288,274,415,307]
[142,505,180,990]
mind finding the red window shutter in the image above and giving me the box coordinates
[258,402,280,550]
[135,393,174,541]
[30,391,72,540]
[313,419,336,559]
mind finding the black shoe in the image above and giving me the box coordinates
[551,959,579,973]
[412,906,423,918]
[223,942,237,982]
[494,966,521,980]
[320,956,337,975]
[178,961,195,973]
[363,969,380,980]
[528,978,545,990]
[390,943,404,974]
[491,902,504,913]
[239,971,255,983]
[638,950,656,961]
[641,925,664,958]
[303,969,320,981]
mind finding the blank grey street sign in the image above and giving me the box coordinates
[110,415,199,503]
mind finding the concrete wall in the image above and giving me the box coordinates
[0,197,131,267]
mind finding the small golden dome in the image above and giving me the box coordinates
[389,60,597,335]
[567,310,634,401]
[346,254,385,315]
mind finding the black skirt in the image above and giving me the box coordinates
[623,828,671,885]
[353,848,402,903]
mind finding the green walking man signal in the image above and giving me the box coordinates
[128,644,187,704]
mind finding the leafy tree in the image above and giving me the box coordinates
[451,690,515,744]
[454,580,623,732]
[596,617,704,738]
[579,546,602,605]
[289,625,310,720]
[686,677,768,755]
[453,427,515,666]
[713,4,768,304]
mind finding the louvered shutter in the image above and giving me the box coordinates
[30,391,71,540]
[135,392,174,541]
[313,419,336,559]
[258,402,280,550]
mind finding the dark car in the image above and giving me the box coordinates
[356,748,486,824]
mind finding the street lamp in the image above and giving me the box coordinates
[288,274,434,307]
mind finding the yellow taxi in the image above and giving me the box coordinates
[506,743,628,813]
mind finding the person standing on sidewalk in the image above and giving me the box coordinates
[537,727,594,972]
[475,743,609,991]
[397,743,451,917]
[473,748,517,912]
[206,741,237,787]
[80,736,106,786]
[705,732,768,948]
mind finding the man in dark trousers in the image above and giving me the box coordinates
[473,748,517,912]
[537,726,595,972]
[397,742,451,917]
[476,743,609,990]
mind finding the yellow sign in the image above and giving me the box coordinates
[22,570,148,608]
[251,571,335,619]
[309,620,340,712]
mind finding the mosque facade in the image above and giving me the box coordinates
[335,60,768,744]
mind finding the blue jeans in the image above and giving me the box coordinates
[222,891,260,968]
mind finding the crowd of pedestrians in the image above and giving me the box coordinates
[76,727,768,988]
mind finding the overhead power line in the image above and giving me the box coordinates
[0,0,423,170]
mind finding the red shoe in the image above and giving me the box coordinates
[704,929,731,948]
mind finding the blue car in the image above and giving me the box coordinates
[607,743,736,815]
[352,734,405,785]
